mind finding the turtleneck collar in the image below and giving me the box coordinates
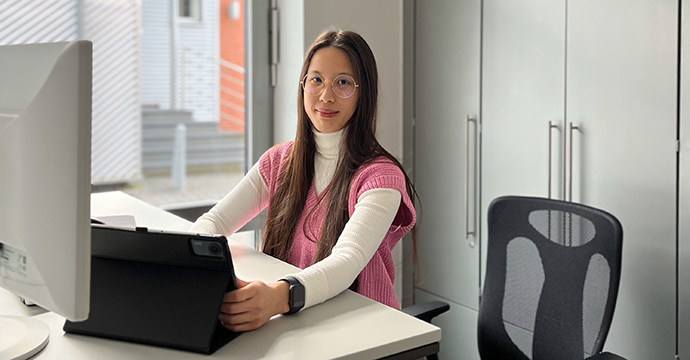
[313,128,344,156]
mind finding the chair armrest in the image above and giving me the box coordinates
[586,352,627,360]
[401,301,450,323]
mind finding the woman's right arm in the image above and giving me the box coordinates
[188,162,270,236]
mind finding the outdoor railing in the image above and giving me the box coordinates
[179,48,245,133]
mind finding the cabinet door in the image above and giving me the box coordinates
[416,289,480,360]
[414,0,481,309]
[481,0,566,278]
[680,2,690,358]
[567,1,678,359]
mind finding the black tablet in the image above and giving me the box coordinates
[64,224,240,354]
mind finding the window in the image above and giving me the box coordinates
[179,0,202,22]
[132,0,249,244]
[0,0,271,249]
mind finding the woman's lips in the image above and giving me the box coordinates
[316,109,339,118]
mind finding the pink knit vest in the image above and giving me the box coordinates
[259,141,416,309]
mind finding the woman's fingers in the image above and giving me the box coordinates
[219,298,255,315]
[219,312,263,332]
[217,280,276,332]
[220,320,260,332]
[219,310,256,325]
[223,281,256,303]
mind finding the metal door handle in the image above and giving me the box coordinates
[547,121,558,199]
[465,115,477,241]
[568,122,579,202]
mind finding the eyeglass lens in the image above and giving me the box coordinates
[303,73,357,99]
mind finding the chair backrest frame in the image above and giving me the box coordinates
[478,196,623,360]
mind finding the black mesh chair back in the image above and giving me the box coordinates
[478,196,623,360]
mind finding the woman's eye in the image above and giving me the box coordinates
[336,78,349,86]
[310,76,322,83]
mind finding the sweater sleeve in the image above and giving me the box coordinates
[287,187,401,310]
[188,161,270,236]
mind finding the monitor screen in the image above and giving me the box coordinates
[0,40,92,323]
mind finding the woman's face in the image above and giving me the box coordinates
[303,47,359,133]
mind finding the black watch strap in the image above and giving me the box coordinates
[279,276,305,315]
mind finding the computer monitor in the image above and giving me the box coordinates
[0,40,92,357]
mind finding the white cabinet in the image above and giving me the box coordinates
[415,1,680,359]
[416,289,480,360]
[482,1,677,359]
[679,2,690,358]
[481,0,566,278]
[412,2,482,358]
[482,0,566,201]
[414,0,481,309]
[566,2,677,358]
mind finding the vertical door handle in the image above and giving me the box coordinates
[568,122,579,202]
[465,115,477,244]
[547,121,559,199]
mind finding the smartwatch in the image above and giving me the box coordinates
[279,276,305,315]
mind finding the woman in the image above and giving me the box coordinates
[190,30,417,332]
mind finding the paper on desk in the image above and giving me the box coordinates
[92,215,137,228]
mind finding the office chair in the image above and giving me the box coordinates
[478,196,626,360]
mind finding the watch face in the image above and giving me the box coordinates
[292,284,305,310]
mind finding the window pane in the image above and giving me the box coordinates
[128,0,247,233]
[0,0,252,246]
[180,0,191,17]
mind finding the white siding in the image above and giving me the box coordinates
[140,0,172,109]
[85,0,141,184]
[177,0,219,122]
[0,0,142,185]
[0,0,79,44]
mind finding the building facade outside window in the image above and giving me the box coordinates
[0,0,255,247]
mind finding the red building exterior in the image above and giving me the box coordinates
[219,0,244,133]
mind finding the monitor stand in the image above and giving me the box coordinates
[0,315,50,360]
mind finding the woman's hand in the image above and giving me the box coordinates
[218,278,290,332]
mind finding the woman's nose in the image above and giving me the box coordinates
[319,82,336,103]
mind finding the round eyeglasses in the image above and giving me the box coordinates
[301,73,359,99]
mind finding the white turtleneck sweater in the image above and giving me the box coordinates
[189,129,402,309]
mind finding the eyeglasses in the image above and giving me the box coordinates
[301,73,359,99]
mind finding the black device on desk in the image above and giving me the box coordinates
[64,224,240,354]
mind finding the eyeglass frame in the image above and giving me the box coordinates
[300,73,360,99]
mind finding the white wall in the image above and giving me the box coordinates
[274,0,406,305]
[303,0,404,161]
[140,0,173,109]
[274,0,404,160]
[274,0,304,143]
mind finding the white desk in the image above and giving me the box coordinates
[0,191,441,359]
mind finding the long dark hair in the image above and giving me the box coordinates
[262,30,417,266]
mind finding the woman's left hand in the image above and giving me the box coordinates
[218,278,290,332]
